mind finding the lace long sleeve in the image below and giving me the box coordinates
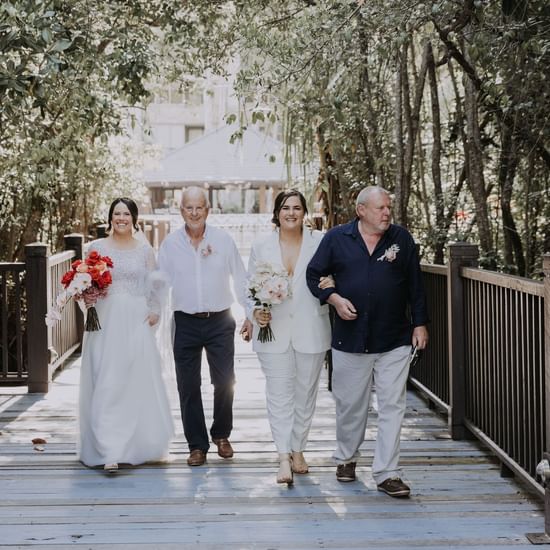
[144,246,169,315]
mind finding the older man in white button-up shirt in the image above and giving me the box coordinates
[159,186,250,467]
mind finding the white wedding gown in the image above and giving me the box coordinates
[78,239,174,467]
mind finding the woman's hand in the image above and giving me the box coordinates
[253,308,271,328]
[318,275,335,289]
[147,313,160,327]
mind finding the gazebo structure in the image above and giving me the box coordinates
[141,124,311,213]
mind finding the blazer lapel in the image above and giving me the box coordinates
[292,229,316,282]
[264,231,283,269]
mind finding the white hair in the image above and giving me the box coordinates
[180,186,210,208]
[355,186,391,208]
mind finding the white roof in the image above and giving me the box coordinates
[141,125,309,188]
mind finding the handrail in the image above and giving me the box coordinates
[461,266,544,296]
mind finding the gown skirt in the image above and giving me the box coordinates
[78,291,174,467]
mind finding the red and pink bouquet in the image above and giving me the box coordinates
[45,250,113,331]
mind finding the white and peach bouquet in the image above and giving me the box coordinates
[247,261,291,342]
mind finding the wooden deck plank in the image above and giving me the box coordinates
[0,333,544,549]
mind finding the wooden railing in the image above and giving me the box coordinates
[410,244,549,503]
[409,264,449,410]
[0,262,25,384]
[0,235,84,391]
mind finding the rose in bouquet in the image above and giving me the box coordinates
[45,250,113,331]
[247,261,291,343]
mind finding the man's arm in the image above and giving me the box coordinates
[306,233,336,302]
[306,233,358,321]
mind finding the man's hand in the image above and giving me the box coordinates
[412,325,429,349]
[327,293,358,321]
[240,319,252,342]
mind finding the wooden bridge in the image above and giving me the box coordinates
[1,224,550,548]
[0,322,544,549]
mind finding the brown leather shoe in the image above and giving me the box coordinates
[212,438,234,458]
[187,449,207,466]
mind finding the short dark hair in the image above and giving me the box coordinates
[271,189,308,227]
[107,197,139,232]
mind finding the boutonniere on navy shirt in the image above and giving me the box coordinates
[377,244,400,262]
[200,244,213,258]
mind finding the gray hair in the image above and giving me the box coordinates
[180,186,211,209]
[355,186,391,208]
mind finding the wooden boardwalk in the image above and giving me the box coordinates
[0,332,544,549]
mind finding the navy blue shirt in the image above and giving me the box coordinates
[306,220,429,354]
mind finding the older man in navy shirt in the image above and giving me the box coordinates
[306,186,429,497]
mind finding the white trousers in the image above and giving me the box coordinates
[257,346,326,454]
[331,345,411,484]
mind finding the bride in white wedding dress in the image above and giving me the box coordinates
[78,198,174,472]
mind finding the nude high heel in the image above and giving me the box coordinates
[291,451,309,474]
[276,454,293,485]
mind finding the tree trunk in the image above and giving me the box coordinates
[427,41,445,264]
[316,128,345,228]
[498,121,525,274]
[394,45,405,224]
[463,47,494,266]
[400,41,430,229]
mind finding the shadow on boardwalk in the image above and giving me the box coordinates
[0,328,543,549]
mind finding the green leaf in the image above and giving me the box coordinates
[51,39,73,52]
[41,28,52,43]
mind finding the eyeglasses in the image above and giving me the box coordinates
[409,345,423,369]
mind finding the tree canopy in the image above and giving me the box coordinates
[1,0,548,277]
[0,0,227,259]
[227,0,549,275]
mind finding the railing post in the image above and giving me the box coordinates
[527,253,550,544]
[25,242,51,393]
[447,242,479,440]
[64,234,85,349]
[96,224,108,239]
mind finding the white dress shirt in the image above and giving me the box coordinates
[158,224,247,314]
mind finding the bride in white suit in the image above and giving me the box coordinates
[248,190,332,484]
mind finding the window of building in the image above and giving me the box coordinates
[185,126,205,143]
[184,89,204,106]
[151,124,186,150]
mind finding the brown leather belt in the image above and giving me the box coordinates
[182,309,230,319]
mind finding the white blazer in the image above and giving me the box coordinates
[247,228,331,354]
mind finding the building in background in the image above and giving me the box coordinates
[133,75,311,214]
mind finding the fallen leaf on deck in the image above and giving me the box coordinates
[32,437,47,444]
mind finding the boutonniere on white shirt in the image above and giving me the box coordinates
[200,244,213,258]
[377,244,400,262]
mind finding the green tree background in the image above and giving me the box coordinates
[1,0,548,278]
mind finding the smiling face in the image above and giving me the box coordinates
[180,188,209,234]
[110,202,134,237]
[277,194,306,232]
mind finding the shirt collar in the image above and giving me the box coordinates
[182,224,210,244]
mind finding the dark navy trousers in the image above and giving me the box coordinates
[173,310,236,452]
